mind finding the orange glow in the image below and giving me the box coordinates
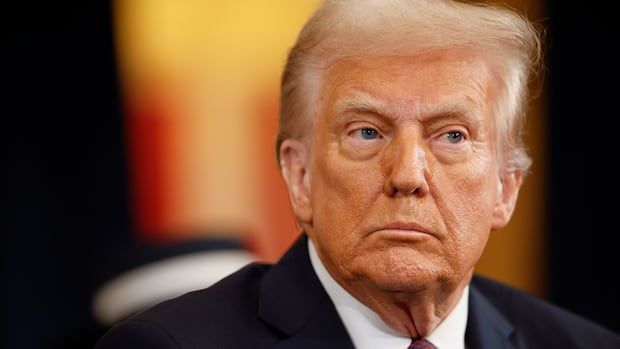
[115,0,320,258]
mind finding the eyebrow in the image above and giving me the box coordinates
[332,92,393,120]
[333,92,483,128]
[419,101,483,128]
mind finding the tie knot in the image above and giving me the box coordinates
[408,338,437,349]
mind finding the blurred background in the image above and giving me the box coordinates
[3,0,618,348]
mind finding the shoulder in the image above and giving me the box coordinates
[95,262,278,349]
[471,275,620,348]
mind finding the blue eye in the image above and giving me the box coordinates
[359,128,379,140]
[445,131,463,143]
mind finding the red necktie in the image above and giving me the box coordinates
[408,338,437,349]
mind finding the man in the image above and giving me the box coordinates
[97,0,620,348]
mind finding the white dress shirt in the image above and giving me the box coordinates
[308,238,469,349]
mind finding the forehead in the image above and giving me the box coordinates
[321,51,495,122]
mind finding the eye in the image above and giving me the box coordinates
[444,131,464,144]
[356,127,380,140]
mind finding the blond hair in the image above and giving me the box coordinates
[276,0,542,173]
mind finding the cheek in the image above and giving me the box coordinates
[433,161,498,267]
[310,148,384,248]
[457,171,497,222]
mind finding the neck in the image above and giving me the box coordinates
[340,271,472,338]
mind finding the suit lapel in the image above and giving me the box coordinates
[467,283,522,349]
[258,235,354,349]
[259,236,525,349]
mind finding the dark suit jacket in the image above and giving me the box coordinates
[96,235,620,348]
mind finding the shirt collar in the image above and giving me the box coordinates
[308,238,469,349]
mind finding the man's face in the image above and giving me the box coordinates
[294,52,517,292]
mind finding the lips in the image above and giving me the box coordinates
[369,221,435,237]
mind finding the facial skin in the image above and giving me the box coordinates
[280,51,522,338]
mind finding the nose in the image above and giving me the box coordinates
[383,131,430,197]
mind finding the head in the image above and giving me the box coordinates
[278,0,541,295]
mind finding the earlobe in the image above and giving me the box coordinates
[279,139,313,224]
[491,169,523,230]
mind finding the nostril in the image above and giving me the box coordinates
[384,169,430,197]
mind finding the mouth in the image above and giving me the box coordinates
[369,221,435,239]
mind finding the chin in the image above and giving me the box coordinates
[350,249,452,292]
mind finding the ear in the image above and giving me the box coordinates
[279,139,313,224]
[491,169,523,230]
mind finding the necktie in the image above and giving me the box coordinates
[408,338,437,349]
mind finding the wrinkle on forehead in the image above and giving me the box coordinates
[323,52,494,125]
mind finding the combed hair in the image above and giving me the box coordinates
[276,0,542,173]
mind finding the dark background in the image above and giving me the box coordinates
[3,1,618,348]
[3,2,131,348]
[547,1,619,334]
